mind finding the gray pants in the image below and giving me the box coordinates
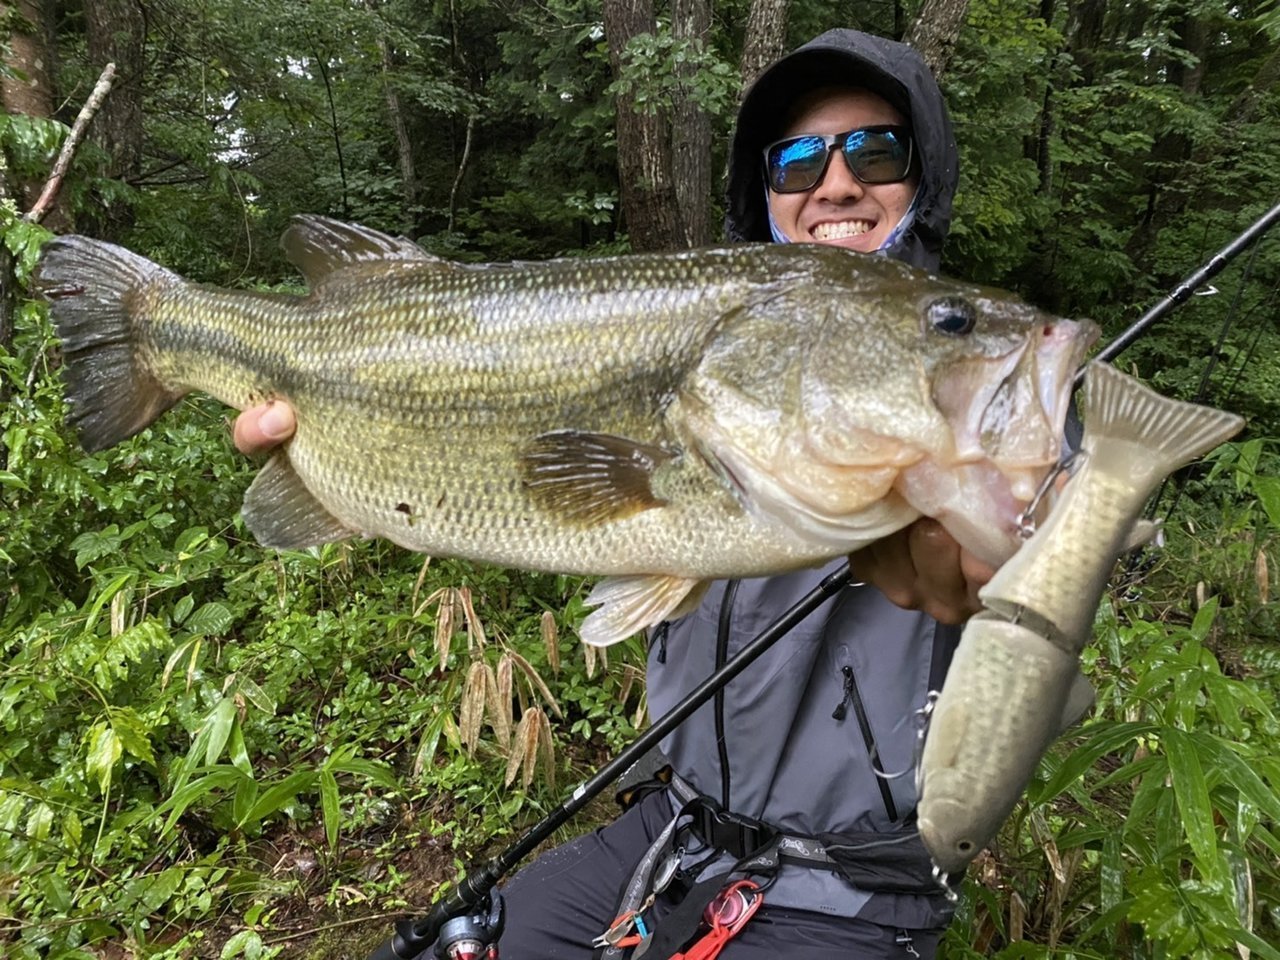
[467,790,944,959]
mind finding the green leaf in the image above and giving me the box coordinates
[139,866,183,912]
[1235,929,1280,960]
[173,594,195,624]
[329,756,396,790]
[243,770,316,826]
[1188,596,1219,643]
[1039,721,1157,800]
[234,674,276,715]
[86,721,123,794]
[162,637,202,691]
[1162,727,1219,876]
[205,697,237,766]
[1252,475,1280,529]
[26,801,53,841]
[221,929,266,960]
[227,719,253,776]
[319,769,339,850]
[109,706,156,765]
[62,809,83,851]
[158,766,249,834]
[233,775,259,826]
[185,601,233,637]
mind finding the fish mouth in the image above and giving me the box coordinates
[917,805,981,875]
[974,318,1098,492]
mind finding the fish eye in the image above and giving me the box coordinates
[927,297,977,337]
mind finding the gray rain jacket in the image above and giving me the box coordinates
[647,29,961,931]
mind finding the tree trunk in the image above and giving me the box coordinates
[1066,0,1107,87]
[1,0,64,222]
[671,0,711,247]
[1029,0,1059,195]
[904,0,971,79]
[738,0,788,93]
[603,0,681,252]
[366,0,417,232]
[83,0,145,239]
[1127,5,1207,264]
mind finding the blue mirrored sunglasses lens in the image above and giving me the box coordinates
[767,136,829,192]
[843,130,910,183]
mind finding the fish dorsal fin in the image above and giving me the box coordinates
[520,430,676,526]
[580,575,710,646]
[242,451,357,549]
[282,215,448,289]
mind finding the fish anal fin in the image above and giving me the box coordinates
[580,575,709,647]
[282,215,448,290]
[242,452,356,549]
[520,430,676,526]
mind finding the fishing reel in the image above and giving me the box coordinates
[431,890,504,960]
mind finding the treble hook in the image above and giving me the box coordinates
[1016,451,1082,538]
[909,691,939,796]
[873,693,938,782]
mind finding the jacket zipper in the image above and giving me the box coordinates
[714,579,740,809]
[832,663,899,822]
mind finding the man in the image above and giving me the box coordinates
[236,30,983,959]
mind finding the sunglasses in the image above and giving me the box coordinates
[763,125,914,194]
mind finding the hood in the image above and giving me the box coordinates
[725,29,958,271]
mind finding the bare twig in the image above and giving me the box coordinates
[25,62,117,225]
[261,911,421,945]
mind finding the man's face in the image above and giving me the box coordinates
[766,88,919,253]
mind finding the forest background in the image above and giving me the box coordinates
[2,0,1280,957]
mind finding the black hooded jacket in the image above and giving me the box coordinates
[724,29,958,271]
[646,30,960,933]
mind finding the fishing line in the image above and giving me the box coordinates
[1194,236,1265,405]
[1147,216,1277,524]
[1221,279,1280,409]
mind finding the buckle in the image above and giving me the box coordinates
[693,804,777,858]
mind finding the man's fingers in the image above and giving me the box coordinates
[907,520,971,624]
[232,401,296,455]
[850,527,920,610]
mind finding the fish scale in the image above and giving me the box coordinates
[35,215,1095,645]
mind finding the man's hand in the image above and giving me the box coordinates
[850,518,995,625]
[233,401,296,455]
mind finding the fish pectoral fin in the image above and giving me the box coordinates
[520,430,676,526]
[579,575,710,647]
[242,452,357,549]
[1058,666,1096,734]
[282,215,449,289]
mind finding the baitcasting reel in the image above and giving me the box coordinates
[430,890,504,960]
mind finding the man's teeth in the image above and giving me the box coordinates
[813,220,873,240]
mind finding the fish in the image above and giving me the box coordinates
[917,361,1244,876]
[35,215,1096,646]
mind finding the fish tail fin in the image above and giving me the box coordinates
[1083,361,1244,478]
[35,236,186,451]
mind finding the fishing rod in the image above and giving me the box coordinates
[370,202,1280,960]
[369,564,854,960]
[1075,200,1280,387]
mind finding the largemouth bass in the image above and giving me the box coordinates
[917,361,1244,875]
[36,216,1095,645]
